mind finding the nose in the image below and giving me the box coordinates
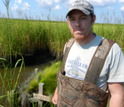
[75,20,80,27]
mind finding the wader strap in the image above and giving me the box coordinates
[84,39,114,84]
[61,38,75,74]
[61,38,114,84]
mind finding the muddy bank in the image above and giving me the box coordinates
[0,48,57,67]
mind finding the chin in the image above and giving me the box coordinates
[73,34,86,43]
[74,34,85,39]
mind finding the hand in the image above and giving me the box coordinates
[52,88,58,105]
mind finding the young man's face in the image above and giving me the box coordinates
[67,10,95,41]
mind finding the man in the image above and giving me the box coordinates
[52,0,124,107]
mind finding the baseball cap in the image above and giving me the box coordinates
[66,0,94,18]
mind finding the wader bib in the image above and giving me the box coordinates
[57,38,114,107]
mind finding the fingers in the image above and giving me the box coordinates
[52,87,58,105]
[52,98,57,105]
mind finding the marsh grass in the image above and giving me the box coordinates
[93,24,124,50]
[0,56,24,106]
[0,19,124,60]
[25,61,61,106]
[28,61,61,94]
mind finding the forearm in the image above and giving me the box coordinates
[109,95,124,107]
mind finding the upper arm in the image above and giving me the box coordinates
[108,83,124,107]
[108,83,124,97]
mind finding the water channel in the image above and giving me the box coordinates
[0,63,47,96]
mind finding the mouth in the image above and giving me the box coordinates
[75,30,81,33]
[74,30,82,34]
[74,28,84,32]
[74,29,82,31]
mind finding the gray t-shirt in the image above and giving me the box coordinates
[65,35,124,91]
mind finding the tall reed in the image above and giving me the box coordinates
[2,0,12,65]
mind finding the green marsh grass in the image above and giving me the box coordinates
[28,61,61,95]
[0,19,124,59]
[25,61,61,106]
[0,55,24,106]
[93,24,124,51]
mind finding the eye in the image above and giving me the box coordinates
[69,17,75,21]
[80,17,87,20]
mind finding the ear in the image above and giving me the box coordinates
[67,18,69,23]
[67,18,70,27]
[91,15,96,25]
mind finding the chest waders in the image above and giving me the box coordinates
[57,38,114,107]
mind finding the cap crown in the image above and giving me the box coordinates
[66,0,94,17]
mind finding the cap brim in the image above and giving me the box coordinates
[66,8,90,18]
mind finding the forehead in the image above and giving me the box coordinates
[67,9,87,17]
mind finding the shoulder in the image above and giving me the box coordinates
[65,38,75,47]
[106,42,124,71]
[63,38,75,54]
[104,40,124,64]
[97,34,123,56]
[109,43,123,56]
